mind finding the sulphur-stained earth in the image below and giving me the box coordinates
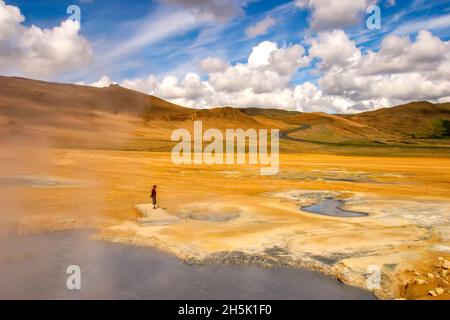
[1,147,449,300]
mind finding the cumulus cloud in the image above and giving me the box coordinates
[109,41,345,113]
[245,16,276,38]
[311,30,450,110]
[161,0,247,22]
[0,0,23,42]
[198,56,228,73]
[0,0,92,78]
[295,0,369,30]
[75,75,114,87]
[116,41,311,109]
[208,41,309,94]
[359,30,449,76]
[309,29,361,68]
[122,73,215,108]
[90,75,114,87]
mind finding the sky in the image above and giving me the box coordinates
[0,0,450,113]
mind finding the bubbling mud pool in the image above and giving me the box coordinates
[180,203,242,222]
[0,230,375,299]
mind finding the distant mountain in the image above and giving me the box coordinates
[1,76,449,151]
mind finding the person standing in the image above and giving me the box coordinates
[151,185,158,209]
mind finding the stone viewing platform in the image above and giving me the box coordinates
[135,204,182,226]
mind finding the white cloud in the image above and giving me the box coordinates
[90,75,114,87]
[309,29,361,68]
[198,56,228,73]
[75,75,114,87]
[103,10,198,62]
[0,0,23,42]
[115,41,311,110]
[208,41,309,94]
[295,0,369,30]
[391,14,450,36]
[311,30,450,110]
[293,82,354,113]
[245,16,276,38]
[159,73,213,100]
[82,30,450,114]
[161,0,247,22]
[18,20,92,77]
[247,41,278,68]
[359,30,448,76]
[123,73,215,109]
[0,0,92,78]
[121,75,159,94]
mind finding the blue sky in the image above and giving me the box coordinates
[1,0,450,112]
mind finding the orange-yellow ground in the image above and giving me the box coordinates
[1,147,449,299]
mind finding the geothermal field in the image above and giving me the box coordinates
[1,77,449,300]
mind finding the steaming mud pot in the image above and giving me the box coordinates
[181,203,242,222]
[0,230,374,299]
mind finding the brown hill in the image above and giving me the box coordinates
[350,101,450,139]
[0,76,191,149]
[241,102,450,147]
[0,76,189,120]
[0,76,269,150]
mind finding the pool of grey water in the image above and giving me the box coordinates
[0,230,374,299]
[302,199,368,217]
